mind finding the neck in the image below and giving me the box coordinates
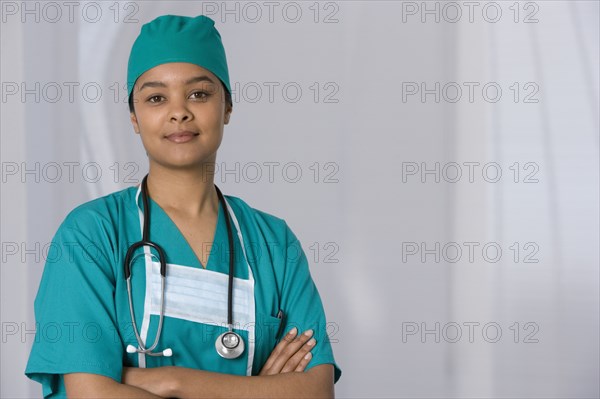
[144,165,219,218]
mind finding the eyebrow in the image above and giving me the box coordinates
[138,75,216,92]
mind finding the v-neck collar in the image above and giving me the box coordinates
[134,185,228,273]
[157,197,223,270]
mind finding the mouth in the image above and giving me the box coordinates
[165,130,200,143]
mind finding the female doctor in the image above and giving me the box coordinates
[25,14,341,398]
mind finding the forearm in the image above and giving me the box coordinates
[126,365,334,399]
[173,366,332,399]
[82,383,162,399]
[64,373,163,399]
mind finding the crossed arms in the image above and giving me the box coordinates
[64,327,335,398]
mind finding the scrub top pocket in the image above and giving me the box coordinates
[252,311,283,375]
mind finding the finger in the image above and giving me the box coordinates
[282,327,298,343]
[268,330,314,374]
[281,337,316,373]
[294,351,313,372]
[259,327,298,375]
[268,327,298,365]
[261,328,312,375]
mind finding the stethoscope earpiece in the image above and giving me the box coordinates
[126,344,173,357]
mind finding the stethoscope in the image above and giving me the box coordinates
[124,174,245,360]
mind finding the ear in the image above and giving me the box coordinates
[130,111,140,134]
[224,103,232,125]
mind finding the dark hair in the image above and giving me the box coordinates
[128,82,233,114]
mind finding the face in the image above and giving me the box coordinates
[129,62,232,172]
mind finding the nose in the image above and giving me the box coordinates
[168,99,193,122]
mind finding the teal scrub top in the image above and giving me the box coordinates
[25,186,341,398]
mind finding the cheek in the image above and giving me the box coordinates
[194,104,226,126]
[136,108,163,129]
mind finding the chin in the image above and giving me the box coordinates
[154,158,213,171]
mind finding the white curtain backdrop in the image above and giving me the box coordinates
[1,1,598,398]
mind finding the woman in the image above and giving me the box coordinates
[25,14,341,398]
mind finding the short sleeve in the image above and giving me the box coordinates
[279,223,342,383]
[25,211,123,398]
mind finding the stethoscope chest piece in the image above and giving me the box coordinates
[215,330,245,359]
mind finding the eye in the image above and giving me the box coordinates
[147,95,164,103]
[189,91,210,100]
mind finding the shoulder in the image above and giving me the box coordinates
[44,186,138,276]
[224,194,298,245]
[40,187,137,285]
[223,194,309,294]
[60,186,137,232]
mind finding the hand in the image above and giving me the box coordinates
[259,327,316,376]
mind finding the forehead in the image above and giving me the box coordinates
[135,62,219,87]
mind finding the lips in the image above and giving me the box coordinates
[165,130,199,143]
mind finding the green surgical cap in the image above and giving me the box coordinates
[127,14,230,99]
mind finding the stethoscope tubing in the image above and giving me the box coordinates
[125,174,240,358]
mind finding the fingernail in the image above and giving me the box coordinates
[307,338,316,346]
[288,327,297,336]
[303,329,313,337]
[304,352,312,360]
